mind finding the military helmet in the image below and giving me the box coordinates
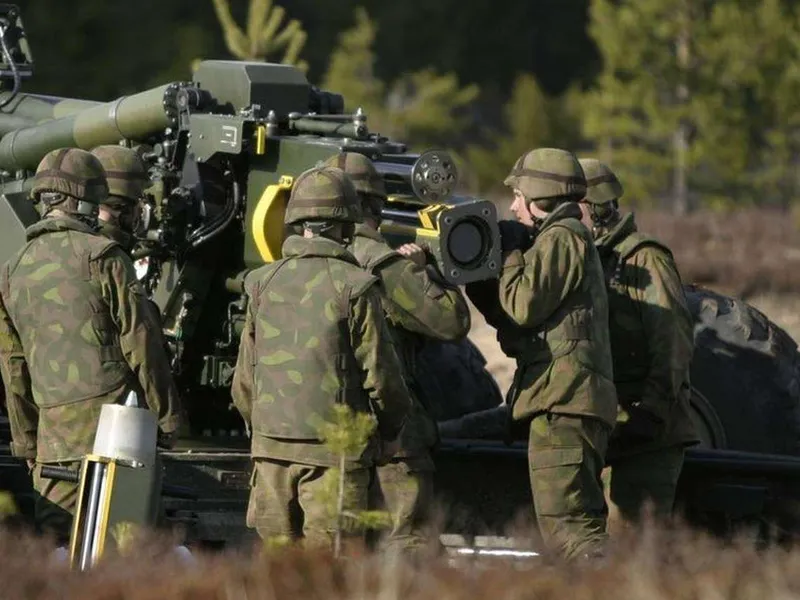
[322,152,386,200]
[90,145,150,205]
[504,148,586,211]
[284,166,363,225]
[31,147,108,205]
[578,158,623,205]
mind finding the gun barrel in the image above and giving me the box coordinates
[0,83,184,170]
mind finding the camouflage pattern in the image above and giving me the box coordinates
[503,148,587,208]
[592,211,698,527]
[578,158,624,205]
[368,459,436,553]
[0,216,183,465]
[91,145,150,251]
[594,212,697,456]
[246,458,372,549]
[30,148,108,204]
[323,152,386,220]
[601,446,685,535]
[348,222,470,550]
[479,201,617,559]
[90,145,150,205]
[284,166,363,225]
[528,413,609,560]
[231,234,411,469]
[498,202,617,427]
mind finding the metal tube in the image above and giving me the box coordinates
[0,84,179,170]
[372,161,413,181]
[380,208,422,225]
[79,462,104,571]
[89,464,110,565]
[289,118,365,138]
[0,92,100,121]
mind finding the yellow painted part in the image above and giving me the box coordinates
[254,125,266,155]
[415,227,440,238]
[69,455,112,569]
[252,175,294,263]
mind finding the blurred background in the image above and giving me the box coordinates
[18,0,800,388]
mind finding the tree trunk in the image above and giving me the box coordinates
[673,5,691,215]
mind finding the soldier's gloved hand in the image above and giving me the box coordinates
[376,437,401,466]
[618,404,663,441]
[157,429,178,450]
[497,220,533,254]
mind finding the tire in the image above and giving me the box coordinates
[414,337,504,422]
[685,285,800,456]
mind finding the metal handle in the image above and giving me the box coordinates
[38,464,197,499]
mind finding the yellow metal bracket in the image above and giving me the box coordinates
[252,175,294,262]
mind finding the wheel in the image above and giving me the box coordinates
[685,285,800,456]
[413,337,504,422]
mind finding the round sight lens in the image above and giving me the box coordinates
[448,219,486,267]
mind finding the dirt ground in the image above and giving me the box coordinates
[467,292,800,397]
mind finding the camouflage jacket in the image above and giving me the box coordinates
[595,213,699,457]
[349,224,470,465]
[497,203,617,427]
[231,234,411,470]
[0,216,182,463]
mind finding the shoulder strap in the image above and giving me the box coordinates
[616,232,673,263]
[352,235,400,274]
[607,232,674,289]
[247,258,290,314]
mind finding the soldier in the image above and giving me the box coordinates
[471,148,617,560]
[576,158,698,532]
[90,144,150,253]
[231,165,411,550]
[0,148,183,544]
[322,151,471,554]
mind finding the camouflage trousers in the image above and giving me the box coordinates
[602,445,685,536]
[368,455,437,555]
[246,458,372,550]
[528,413,610,560]
[32,460,80,545]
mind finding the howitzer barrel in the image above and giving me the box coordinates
[0,83,186,170]
[0,92,99,122]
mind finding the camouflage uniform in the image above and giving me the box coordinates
[324,152,471,553]
[231,166,411,550]
[480,148,617,560]
[0,148,182,543]
[578,159,698,531]
[90,145,150,252]
[91,145,163,323]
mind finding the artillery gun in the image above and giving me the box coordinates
[0,4,799,551]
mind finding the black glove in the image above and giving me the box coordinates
[157,429,178,450]
[497,220,533,253]
[616,404,664,441]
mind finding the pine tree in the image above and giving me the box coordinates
[463,73,583,195]
[582,0,800,212]
[209,0,308,72]
[321,8,478,150]
[314,404,391,557]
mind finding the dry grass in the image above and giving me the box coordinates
[2,520,800,599]
[636,208,800,298]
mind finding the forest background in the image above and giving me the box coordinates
[20,0,800,212]
[15,0,800,350]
